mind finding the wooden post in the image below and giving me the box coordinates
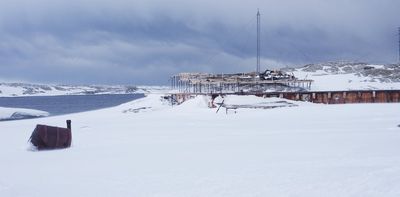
[66,120,71,130]
[372,91,376,103]
[343,92,346,103]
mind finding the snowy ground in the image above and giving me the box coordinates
[0,94,400,196]
[0,107,49,121]
[293,71,400,91]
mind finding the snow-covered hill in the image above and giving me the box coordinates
[0,83,170,97]
[284,61,400,91]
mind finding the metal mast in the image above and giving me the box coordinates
[398,27,400,64]
[257,9,261,73]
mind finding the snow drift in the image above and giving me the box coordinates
[0,107,49,121]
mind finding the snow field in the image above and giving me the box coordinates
[293,71,400,91]
[0,95,400,196]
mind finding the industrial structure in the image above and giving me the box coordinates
[170,90,400,105]
[169,13,400,107]
[170,71,313,94]
[171,10,313,94]
[257,9,261,74]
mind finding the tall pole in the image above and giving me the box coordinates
[398,27,400,64]
[257,9,261,73]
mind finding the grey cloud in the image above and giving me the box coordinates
[0,0,399,84]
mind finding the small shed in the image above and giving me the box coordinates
[29,120,72,150]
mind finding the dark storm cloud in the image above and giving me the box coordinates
[0,0,399,84]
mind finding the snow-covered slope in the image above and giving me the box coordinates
[0,107,49,121]
[0,83,170,97]
[285,61,400,91]
[0,94,400,196]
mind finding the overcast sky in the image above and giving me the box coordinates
[0,0,399,85]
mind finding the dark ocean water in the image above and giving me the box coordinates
[0,94,144,120]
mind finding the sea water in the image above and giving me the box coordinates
[0,94,144,119]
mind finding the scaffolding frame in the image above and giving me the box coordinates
[170,72,313,94]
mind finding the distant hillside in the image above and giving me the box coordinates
[1,61,400,96]
[282,61,400,91]
[0,83,169,97]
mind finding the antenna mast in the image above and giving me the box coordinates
[398,27,400,64]
[257,9,261,73]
